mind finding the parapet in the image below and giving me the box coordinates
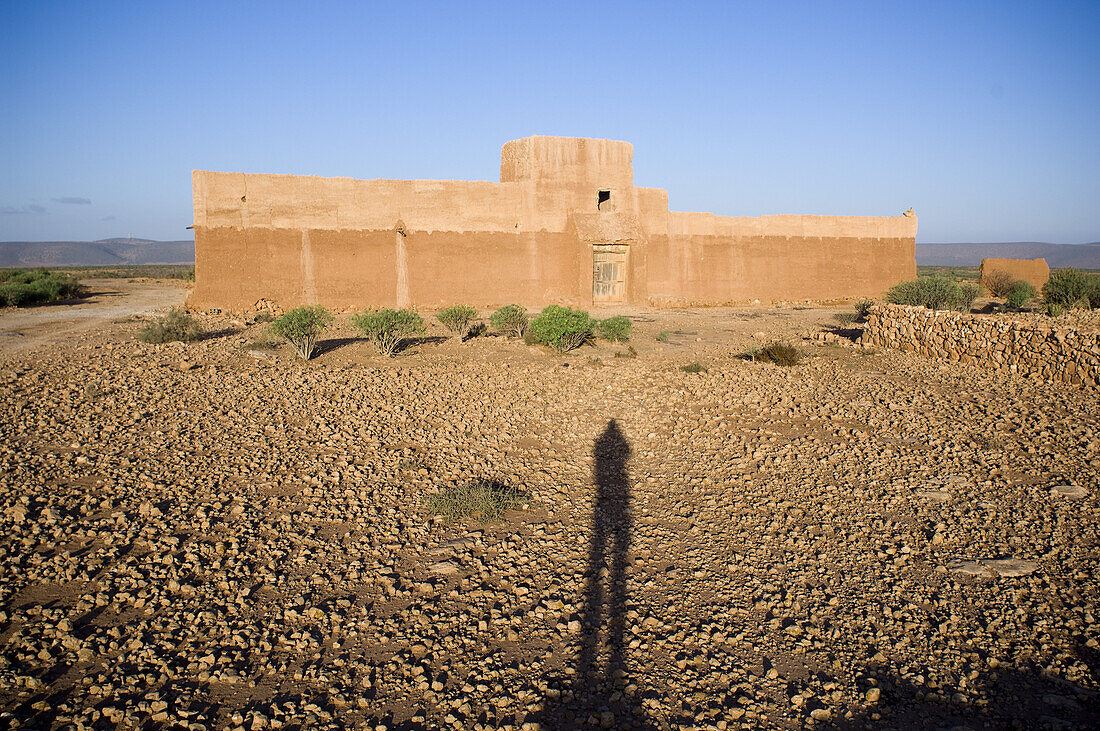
[500,136,634,189]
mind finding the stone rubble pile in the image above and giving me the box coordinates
[861,304,1100,386]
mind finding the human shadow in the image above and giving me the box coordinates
[536,419,653,728]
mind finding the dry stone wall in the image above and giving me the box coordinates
[861,304,1100,386]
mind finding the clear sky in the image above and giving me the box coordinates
[2,0,1098,243]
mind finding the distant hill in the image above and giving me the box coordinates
[917,242,1100,268]
[0,238,195,268]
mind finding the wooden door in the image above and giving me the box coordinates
[593,245,627,303]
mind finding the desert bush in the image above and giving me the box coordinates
[1006,280,1038,309]
[137,308,205,344]
[681,362,707,373]
[436,304,478,337]
[957,282,981,312]
[1045,301,1064,317]
[886,275,976,311]
[656,330,670,342]
[1043,268,1096,309]
[268,305,333,359]
[352,308,425,357]
[0,268,86,307]
[596,316,632,342]
[755,341,801,366]
[527,305,594,352]
[489,304,529,338]
[854,298,874,321]
[981,269,1017,297]
[427,480,527,522]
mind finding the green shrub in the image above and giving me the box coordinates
[137,308,205,344]
[886,275,977,311]
[957,282,981,312]
[756,341,801,366]
[981,269,1017,297]
[681,362,707,373]
[0,268,86,307]
[1005,280,1037,309]
[427,480,527,522]
[596,316,632,342]
[436,304,478,337]
[489,304,529,338]
[268,305,333,359]
[527,305,594,352]
[656,330,670,342]
[352,308,425,357]
[854,299,874,321]
[1043,268,1096,309]
[1045,302,1064,317]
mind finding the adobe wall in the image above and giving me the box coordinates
[190,166,628,311]
[647,213,917,304]
[191,136,918,312]
[980,258,1050,291]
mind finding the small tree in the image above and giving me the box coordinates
[352,308,425,357]
[886,275,971,311]
[489,304,529,338]
[596,316,632,342]
[1005,280,1037,309]
[436,305,478,337]
[269,305,333,360]
[981,269,1016,297]
[527,305,594,352]
[956,283,981,312]
[1043,268,1095,309]
[137,308,205,344]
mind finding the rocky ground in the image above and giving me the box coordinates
[1,284,1098,730]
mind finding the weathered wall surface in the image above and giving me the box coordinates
[861,304,1100,386]
[980,258,1050,291]
[192,136,918,311]
[193,226,585,311]
[647,213,917,304]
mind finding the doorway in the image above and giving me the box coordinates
[593,245,627,303]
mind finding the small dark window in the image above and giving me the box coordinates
[597,190,611,211]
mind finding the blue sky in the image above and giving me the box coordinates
[2,0,1097,243]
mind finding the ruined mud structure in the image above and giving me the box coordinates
[191,136,916,311]
[979,257,1050,291]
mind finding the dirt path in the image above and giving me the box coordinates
[0,278,188,356]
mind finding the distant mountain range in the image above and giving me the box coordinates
[917,242,1100,268]
[0,238,194,268]
[2,237,1097,270]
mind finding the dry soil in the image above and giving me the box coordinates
[1,281,1098,730]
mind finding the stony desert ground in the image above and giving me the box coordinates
[1,279,1098,730]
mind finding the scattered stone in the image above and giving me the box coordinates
[949,558,1040,578]
[1051,484,1088,499]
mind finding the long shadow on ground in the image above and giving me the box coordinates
[535,419,654,729]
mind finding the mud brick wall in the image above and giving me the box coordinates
[861,304,1100,386]
[191,136,917,311]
